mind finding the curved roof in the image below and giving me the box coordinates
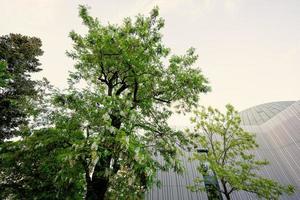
[239,101,295,125]
[233,100,300,199]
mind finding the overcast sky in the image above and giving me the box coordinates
[1,0,300,118]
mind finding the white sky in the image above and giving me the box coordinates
[1,0,300,125]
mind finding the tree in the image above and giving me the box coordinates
[0,34,43,140]
[187,104,295,200]
[0,128,84,199]
[0,34,63,199]
[0,6,209,199]
[49,5,210,199]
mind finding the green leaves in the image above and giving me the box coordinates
[78,5,99,28]
[0,34,43,140]
[0,60,11,87]
[1,5,209,199]
[0,128,85,199]
[62,5,210,199]
[187,104,295,199]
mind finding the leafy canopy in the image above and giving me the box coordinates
[0,34,43,140]
[0,128,84,200]
[187,104,295,200]
[27,5,209,199]
[0,6,210,199]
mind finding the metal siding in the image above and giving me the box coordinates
[146,101,300,199]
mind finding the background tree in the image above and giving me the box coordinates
[49,5,210,199]
[0,128,84,199]
[0,34,61,199]
[0,33,43,140]
[187,104,295,200]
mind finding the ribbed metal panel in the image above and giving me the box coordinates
[239,101,295,125]
[146,101,300,200]
[240,101,300,200]
[146,152,208,200]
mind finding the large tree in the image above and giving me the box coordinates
[50,5,210,199]
[0,34,43,140]
[187,105,295,200]
[0,6,209,199]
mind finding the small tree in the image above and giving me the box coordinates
[187,104,295,200]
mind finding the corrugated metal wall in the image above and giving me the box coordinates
[146,101,300,200]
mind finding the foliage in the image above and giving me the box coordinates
[0,5,210,200]
[0,33,59,199]
[0,61,10,88]
[0,34,43,140]
[187,104,295,200]
[0,128,85,199]
[46,5,210,199]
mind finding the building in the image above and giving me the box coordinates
[146,101,300,200]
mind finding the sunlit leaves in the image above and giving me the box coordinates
[187,104,295,199]
[54,4,210,199]
[2,5,209,199]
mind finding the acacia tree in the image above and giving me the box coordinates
[49,5,210,199]
[187,104,295,200]
[0,34,43,140]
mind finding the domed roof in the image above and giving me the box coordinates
[239,101,295,125]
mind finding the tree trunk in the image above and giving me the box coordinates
[222,184,230,200]
[221,180,231,200]
[84,85,123,199]
[224,193,231,200]
[84,114,122,200]
[85,172,109,200]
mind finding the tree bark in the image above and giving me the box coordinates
[224,193,231,200]
[222,180,231,200]
[85,175,109,200]
[84,83,125,199]
[84,110,122,199]
[85,164,109,200]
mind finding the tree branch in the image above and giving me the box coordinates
[153,97,171,104]
[102,52,121,56]
[115,83,128,96]
[131,79,139,109]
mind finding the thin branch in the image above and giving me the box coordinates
[102,52,121,56]
[153,97,171,104]
[202,125,218,160]
[229,187,236,194]
[108,71,118,85]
